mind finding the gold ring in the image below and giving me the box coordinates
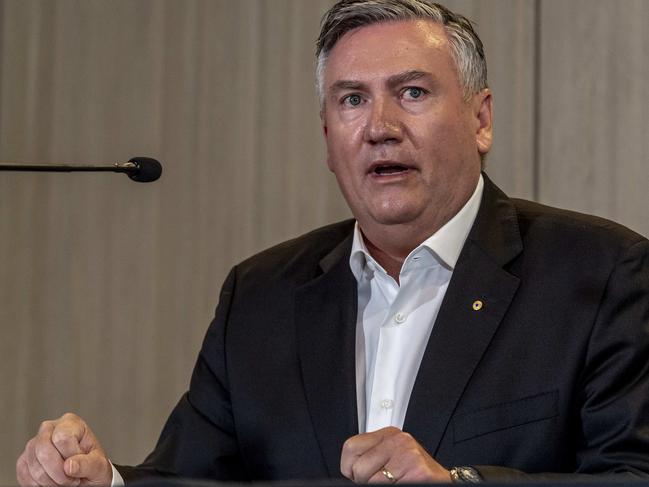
[381,467,396,483]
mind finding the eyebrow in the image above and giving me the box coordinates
[328,80,366,96]
[327,70,435,98]
[386,70,432,88]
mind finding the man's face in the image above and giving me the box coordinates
[322,20,492,240]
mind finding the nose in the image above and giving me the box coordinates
[363,96,403,145]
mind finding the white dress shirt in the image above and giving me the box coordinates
[350,175,484,433]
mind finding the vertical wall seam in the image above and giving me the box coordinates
[0,1,4,145]
[532,0,542,201]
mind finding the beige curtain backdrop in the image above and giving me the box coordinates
[0,0,647,482]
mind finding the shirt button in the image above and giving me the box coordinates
[394,312,406,324]
[380,399,394,409]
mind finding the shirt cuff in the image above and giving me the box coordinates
[110,462,125,487]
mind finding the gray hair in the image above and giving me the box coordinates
[315,0,487,107]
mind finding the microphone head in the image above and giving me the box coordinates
[128,157,162,183]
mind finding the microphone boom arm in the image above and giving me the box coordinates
[0,162,135,172]
[0,157,162,183]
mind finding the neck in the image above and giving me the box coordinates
[357,177,477,282]
[360,220,445,282]
[357,175,482,280]
[358,204,465,282]
[362,235,406,282]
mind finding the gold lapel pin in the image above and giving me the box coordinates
[472,300,483,311]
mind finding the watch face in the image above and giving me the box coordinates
[454,466,483,483]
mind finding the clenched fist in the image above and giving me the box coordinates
[16,413,112,486]
[340,427,451,484]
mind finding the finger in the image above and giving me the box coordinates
[347,445,392,483]
[51,416,85,458]
[375,433,450,484]
[77,430,100,457]
[33,426,79,486]
[343,427,400,456]
[368,466,399,484]
[17,454,38,487]
[24,439,58,487]
[64,451,111,485]
[341,427,401,480]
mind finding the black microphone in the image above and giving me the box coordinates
[0,156,163,183]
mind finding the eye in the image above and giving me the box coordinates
[403,87,426,100]
[342,94,363,107]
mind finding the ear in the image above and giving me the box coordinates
[473,89,493,155]
[320,108,328,138]
[320,112,335,172]
[324,134,337,173]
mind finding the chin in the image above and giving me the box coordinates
[367,207,423,227]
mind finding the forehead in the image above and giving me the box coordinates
[324,20,456,83]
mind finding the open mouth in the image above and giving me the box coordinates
[370,162,411,176]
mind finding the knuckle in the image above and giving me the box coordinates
[59,413,86,432]
[400,431,414,442]
[38,420,54,434]
[394,431,414,448]
[51,430,73,448]
[60,412,80,423]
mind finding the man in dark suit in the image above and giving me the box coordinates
[17,0,649,485]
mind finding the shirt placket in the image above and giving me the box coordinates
[366,271,409,432]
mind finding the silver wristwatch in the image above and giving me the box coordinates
[449,466,483,483]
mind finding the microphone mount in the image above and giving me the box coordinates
[0,157,162,183]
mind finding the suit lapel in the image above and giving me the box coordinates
[403,176,523,456]
[295,235,359,477]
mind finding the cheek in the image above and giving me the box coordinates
[327,108,367,137]
[324,130,347,173]
[410,121,449,153]
[424,117,472,150]
[326,122,362,157]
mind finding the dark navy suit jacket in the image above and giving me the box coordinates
[117,175,649,482]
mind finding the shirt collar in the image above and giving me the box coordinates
[349,174,484,281]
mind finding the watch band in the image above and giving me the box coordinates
[449,466,483,483]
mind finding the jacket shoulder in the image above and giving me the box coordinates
[511,198,647,258]
[234,219,355,283]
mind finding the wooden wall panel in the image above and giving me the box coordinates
[537,0,649,236]
[445,0,537,199]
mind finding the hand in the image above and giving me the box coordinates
[340,427,451,483]
[16,413,112,487]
